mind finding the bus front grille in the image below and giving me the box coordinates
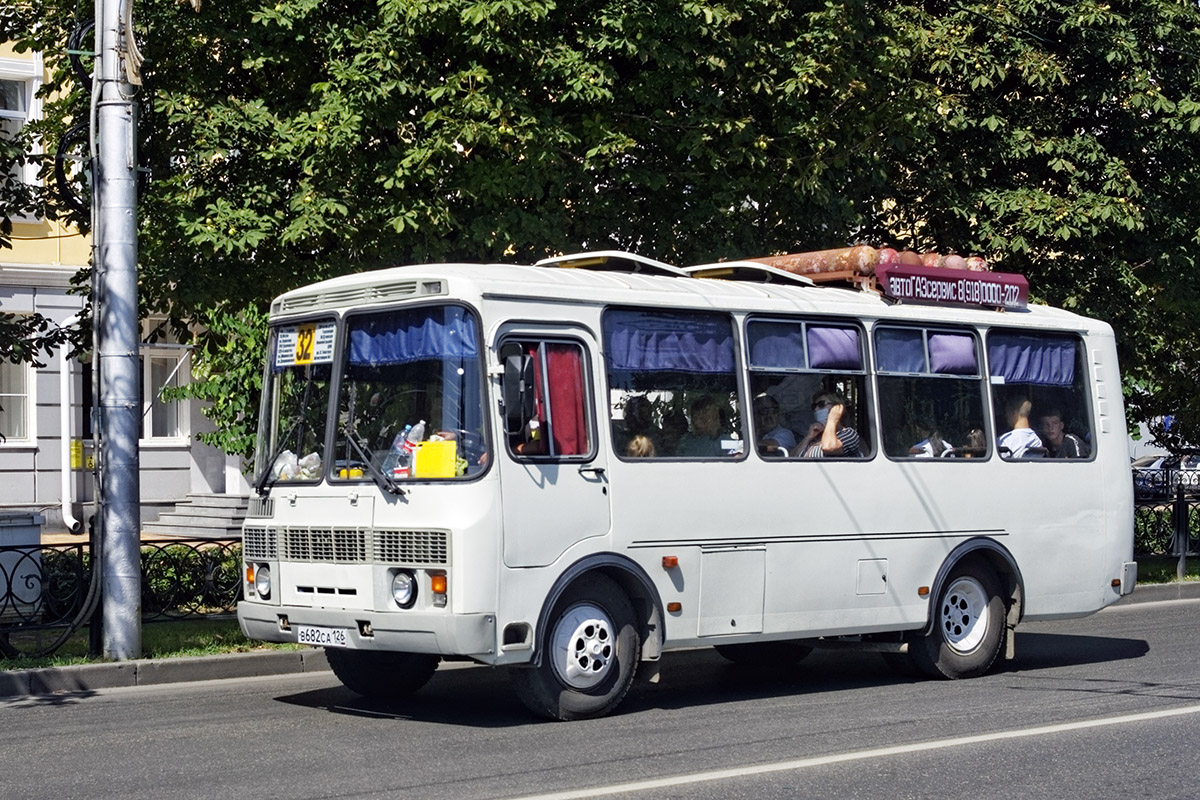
[243,526,278,560]
[373,529,450,566]
[241,526,449,567]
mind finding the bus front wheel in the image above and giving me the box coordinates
[512,574,641,721]
[909,558,1005,679]
[326,648,440,701]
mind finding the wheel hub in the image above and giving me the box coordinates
[550,603,615,689]
[939,575,989,654]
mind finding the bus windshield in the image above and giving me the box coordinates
[254,319,336,494]
[332,304,488,481]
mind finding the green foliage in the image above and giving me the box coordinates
[164,305,268,462]
[6,0,1200,450]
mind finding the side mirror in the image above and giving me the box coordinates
[502,354,535,435]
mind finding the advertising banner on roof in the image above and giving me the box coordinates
[877,264,1029,311]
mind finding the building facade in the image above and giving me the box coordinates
[1,44,243,534]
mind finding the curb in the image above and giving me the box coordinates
[3,583,1196,699]
[1113,579,1200,605]
[0,648,329,699]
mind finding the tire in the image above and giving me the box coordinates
[512,574,641,721]
[909,558,1006,679]
[326,648,440,701]
[713,640,813,666]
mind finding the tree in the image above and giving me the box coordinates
[0,107,75,365]
[6,0,1200,454]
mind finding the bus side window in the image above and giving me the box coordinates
[987,331,1093,461]
[603,309,744,459]
[874,326,986,460]
[501,339,593,459]
[745,318,871,459]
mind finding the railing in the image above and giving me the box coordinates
[0,538,242,659]
[1133,468,1200,556]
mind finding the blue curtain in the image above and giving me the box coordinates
[808,326,862,370]
[348,307,479,366]
[876,328,927,373]
[748,321,806,368]
[604,310,735,373]
[987,333,1076,386]
[929,333,977,375]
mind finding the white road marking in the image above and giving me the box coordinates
[506,704,1200,800]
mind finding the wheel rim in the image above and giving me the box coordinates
[549,602,615,690]
[939,576,990,654]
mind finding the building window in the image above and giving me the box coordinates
[0,76,34,184]
[141,348,189,441]
[0,360,30,442]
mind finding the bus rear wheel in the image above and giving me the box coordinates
[326,648,440,701]
[909,558,1005,679]
[512,574,640,721]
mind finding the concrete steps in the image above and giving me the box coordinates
[142,494,249,539]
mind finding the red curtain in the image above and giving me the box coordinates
[529,343,588,456]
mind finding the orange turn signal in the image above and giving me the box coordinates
[667,602,682,613]
[431,573,448,594]
[245,565,256,583]
[917,586,930,597]
[662,555,679,569]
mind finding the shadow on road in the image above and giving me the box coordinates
[1007,631,1149,671]
[273,632,1151,726]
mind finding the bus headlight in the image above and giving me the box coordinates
[254,564,272,599]
[391,570,417,609]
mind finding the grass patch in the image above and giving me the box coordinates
[0,618,301,672]
[1135,555,1200,584]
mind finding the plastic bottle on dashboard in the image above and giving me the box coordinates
[403,420,426,456]
[383,424,411,476]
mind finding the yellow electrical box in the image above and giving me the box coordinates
[70,440,83,469]
[413,440,457,478]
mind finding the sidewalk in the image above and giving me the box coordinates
[2,582,1198,699]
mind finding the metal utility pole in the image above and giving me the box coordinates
[94,0,143,659]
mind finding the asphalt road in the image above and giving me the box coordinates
[3,596,1198,800]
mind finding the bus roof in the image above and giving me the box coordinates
[270,260,1109,336]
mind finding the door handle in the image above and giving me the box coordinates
[578,465,606,476]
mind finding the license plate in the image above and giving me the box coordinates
[295,625,352,648]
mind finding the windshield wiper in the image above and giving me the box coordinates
[343,428,405,496]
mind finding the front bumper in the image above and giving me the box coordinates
[238,601,499,661]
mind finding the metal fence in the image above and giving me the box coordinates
[0,538,241,658]
[1133,468,1200,556]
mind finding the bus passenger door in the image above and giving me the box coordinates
[497,330,612,568]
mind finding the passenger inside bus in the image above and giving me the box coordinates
[678,395,728,457]
[959,427,987,458]
[626,434,657,458]
[793,392,862,458]
[753,392,796,456]
[908,418,954,457]
[998,396,1044,458]
[660,409,688,456]
[617,395,663,455]
[1039,409,1089,458]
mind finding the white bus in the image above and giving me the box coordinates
[237,250,1136,720]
